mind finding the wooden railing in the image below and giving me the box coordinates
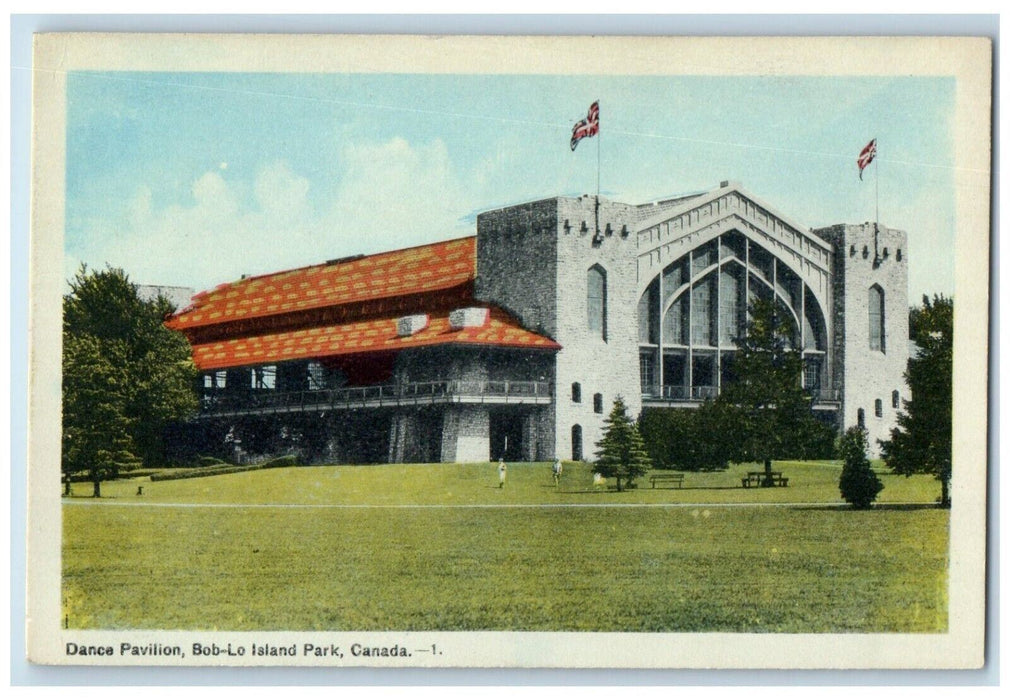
[199,379,553,417]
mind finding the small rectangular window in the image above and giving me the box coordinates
[572,383,582,403]
[874,399,883,418]
[593,393,604,414]
[892,390,900,408]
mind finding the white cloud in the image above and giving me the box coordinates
[72,139,474,294]
[327,137,472,255]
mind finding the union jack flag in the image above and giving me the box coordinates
[857,138,877,180]
[570,101,600,151]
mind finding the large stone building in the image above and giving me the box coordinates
[167,182,908,463]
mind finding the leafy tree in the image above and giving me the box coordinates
[838,425,883,509]
[61,334,135,497]
[63,265,199,495]
[715,297,836,486]
[880,294,953,508]
[594,396,652,492]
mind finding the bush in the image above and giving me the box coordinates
[639,406,730,471]
[150,454,300,482]
[839,425,883,509]
[197,455,228,467]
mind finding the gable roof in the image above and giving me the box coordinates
[167,236,476,331]
[190,307,560,371]
[635,182,832,252]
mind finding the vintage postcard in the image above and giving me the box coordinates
[27,34,991,668]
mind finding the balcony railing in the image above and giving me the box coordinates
[198,379,553,417]
[642,385,842,405]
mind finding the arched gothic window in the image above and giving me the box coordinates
[587,265,607,341]
[869,285,886,352]
[571,425,583,461]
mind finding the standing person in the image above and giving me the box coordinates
[498,458,507,488]
[552,458,563,486]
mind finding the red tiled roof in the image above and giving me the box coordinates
[190,307,560,371]
[168,236,476,331]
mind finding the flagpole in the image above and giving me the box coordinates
[595,100,601,236]
[874,140,880,265]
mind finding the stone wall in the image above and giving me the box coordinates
[440,405,490,463]
[476,199,559,337]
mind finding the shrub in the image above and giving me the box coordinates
[639,406,730,471]
[839,425,883,509]
[197,455,228,468]
[261,454,298,468]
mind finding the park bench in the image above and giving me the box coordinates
[741,471,789,487]
[649,473,685,489]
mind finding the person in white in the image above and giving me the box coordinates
[552,458,563,486]
[498,458,507,488]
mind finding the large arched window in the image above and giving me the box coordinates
[587,265,607,341]
[868,284,886,352]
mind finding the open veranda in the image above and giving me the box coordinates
[63,461,948,633]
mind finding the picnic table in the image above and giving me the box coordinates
[741,471,789,488]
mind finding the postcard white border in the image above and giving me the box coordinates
[26,33,992,669]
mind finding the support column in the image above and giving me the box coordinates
[658,266,664,394]
[716,235,722,392]
[687,250,694,395]
[440,406,490,463]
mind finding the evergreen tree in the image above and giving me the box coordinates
[838,425,883,509]
[63,265,199,495]
[880,295,953,508]
[594,396,652,492]
[715,297,836,485]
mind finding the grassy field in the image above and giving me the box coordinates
[62,461,948,632]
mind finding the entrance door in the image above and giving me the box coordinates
[489,410,524,462]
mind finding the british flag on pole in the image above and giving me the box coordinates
[570,101,600,151]
[857,138,877,180]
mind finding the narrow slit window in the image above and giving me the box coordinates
[587,265,607,340]
[868,285,886,352]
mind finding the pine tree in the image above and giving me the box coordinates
[838,425,883,509]
[715,297,836,485]
[594,396,652,492]
[880,295,952,508]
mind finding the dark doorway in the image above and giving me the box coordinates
[333,410,392,464]
[490,410,524,462]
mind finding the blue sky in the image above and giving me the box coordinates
[65,72,956,300]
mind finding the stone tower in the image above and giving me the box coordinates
[816,222,909,456]
[476,195,642,461]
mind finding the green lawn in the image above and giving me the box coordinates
[62,461,948,632]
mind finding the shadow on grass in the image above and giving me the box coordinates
[792,503,943,512]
